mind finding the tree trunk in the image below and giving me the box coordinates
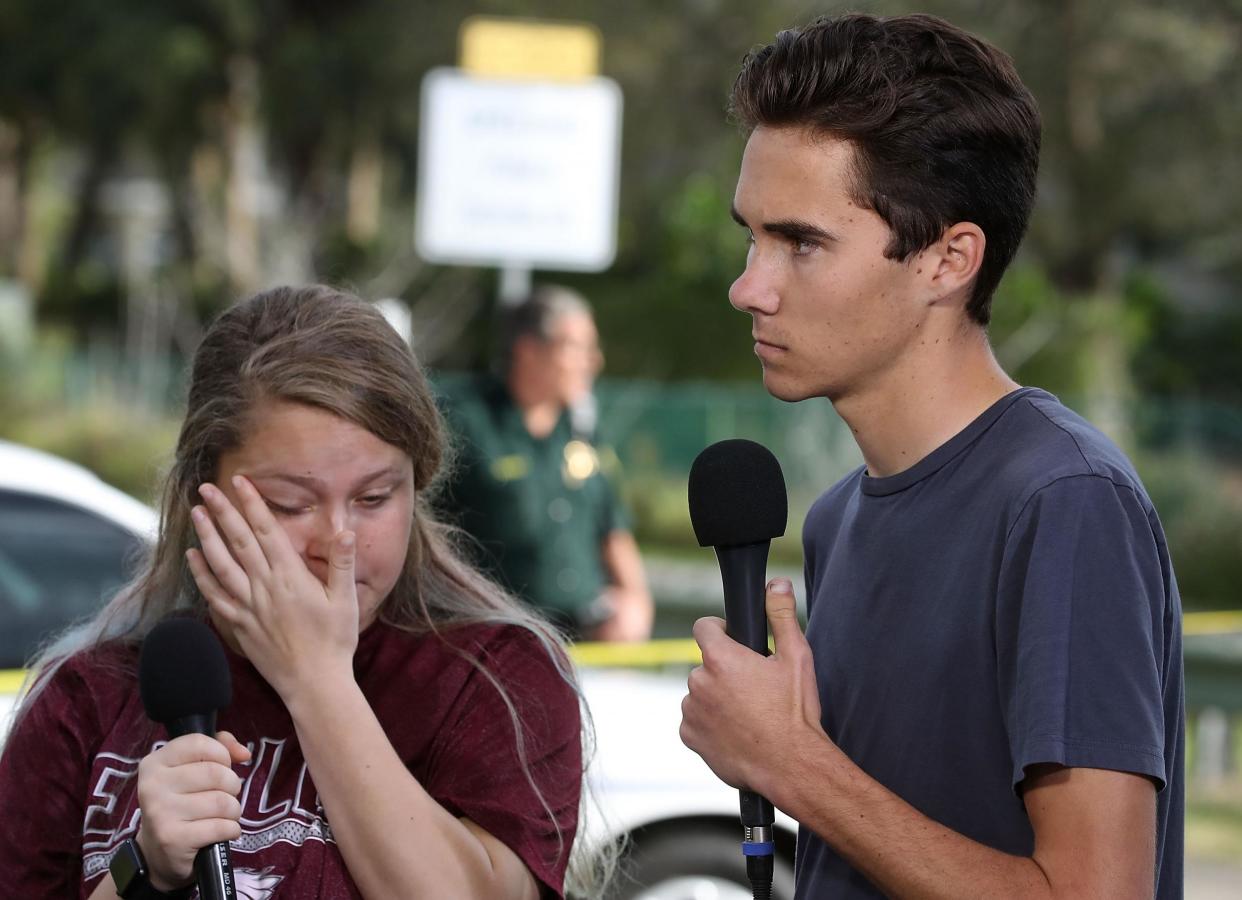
[346,128,383,245]
[1081,291,1134,449]
[1060,0,1134,448]
[61,143,114,275]
[224,55,263,296]
[0,119,22,279]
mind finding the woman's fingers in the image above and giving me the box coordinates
[139,807,242,876]
[176,786,243,822]
[190,507,255,604]
[328,530,357,603]
[186,549,250,628]
[136,733,249,888]
[137,734,246,880]
[228,475,304,574]
[155,733,235,768]
[142,776,242,826]
[216,730,253,765]
[195,482,272,588]
[158,759,244,798]
[142,736,242,792]
[176,816,244,849]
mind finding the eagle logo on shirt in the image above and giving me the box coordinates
[234,866,283,899]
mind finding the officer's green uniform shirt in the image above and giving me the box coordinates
[438,376,629,625]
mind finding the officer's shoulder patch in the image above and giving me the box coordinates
[490,454,530,481]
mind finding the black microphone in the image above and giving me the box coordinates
[688,439,788,900]
[139,618,238,900]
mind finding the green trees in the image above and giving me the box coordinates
[3,1,1238,400]
[2,3,1241,610]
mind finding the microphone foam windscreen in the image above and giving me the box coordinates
[687,439,788,547]
[139,617,232,724]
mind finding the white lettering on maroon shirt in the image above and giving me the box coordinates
[81,738,333,882]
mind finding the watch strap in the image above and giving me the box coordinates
[109,838,196,900]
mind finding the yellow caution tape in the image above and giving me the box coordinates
[0,611,1237,690]
[0,670,28,695]
[1182,610,1242,636]
[570,609,1242,669]
[570,639,702,668]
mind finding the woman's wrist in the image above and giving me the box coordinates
[133,829,194,892]
[280,663,361,722]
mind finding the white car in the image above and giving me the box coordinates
[0,440,798,899]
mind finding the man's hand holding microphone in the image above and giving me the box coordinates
[680,576,826,802]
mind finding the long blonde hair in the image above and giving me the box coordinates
[17,284,608,894]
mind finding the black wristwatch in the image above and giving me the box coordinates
[109,838,195,900]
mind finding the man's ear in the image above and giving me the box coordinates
[922,222,986,305]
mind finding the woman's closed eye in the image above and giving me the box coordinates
[263,495,391,516]
[264,499,311,517]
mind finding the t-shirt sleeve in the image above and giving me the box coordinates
[423,629,583,898]
[995,474,1169,792]
[0,662,96,896]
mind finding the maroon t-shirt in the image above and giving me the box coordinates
[0,620,582,898]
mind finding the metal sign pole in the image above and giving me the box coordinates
[498,264,532,307]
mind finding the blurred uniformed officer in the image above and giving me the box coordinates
[440,285,654,642]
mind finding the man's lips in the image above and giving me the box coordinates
[753,334,787,352]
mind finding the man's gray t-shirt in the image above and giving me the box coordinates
[796,388,1184,898]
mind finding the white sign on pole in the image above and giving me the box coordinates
[415,68,622,271]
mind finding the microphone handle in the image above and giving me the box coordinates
[166,713,238,900]
[714,542,777,828]
[166,712,218,741]
[195,843,237,900]
[715,541,772,654]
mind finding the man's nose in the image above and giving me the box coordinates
[729,255,780,316]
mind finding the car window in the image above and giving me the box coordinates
[0,489,146,668]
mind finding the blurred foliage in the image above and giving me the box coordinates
[1139,451,1242,611]
[622,469,820,567]
[572,169,754,381]
[1,1,1242,609]
[622,443,1242,612]
[1187,783,1242,864]
[2,0,1236,393]
[0,332,179,501]
[2,409,178,504]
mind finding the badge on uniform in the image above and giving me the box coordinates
[563,440,599,486]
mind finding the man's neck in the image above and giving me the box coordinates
[833,328,1020,479]
[507,372,562,439]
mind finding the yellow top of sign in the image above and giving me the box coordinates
[460,17,601,80]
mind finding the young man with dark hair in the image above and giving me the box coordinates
[680,13,1183,899]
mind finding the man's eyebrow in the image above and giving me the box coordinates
[730,204,839,243]
[249,466,405,491]
[764,218,839,243]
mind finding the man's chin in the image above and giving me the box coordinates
[761,367,815,403]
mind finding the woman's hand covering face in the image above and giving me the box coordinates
[186,476,360,698]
